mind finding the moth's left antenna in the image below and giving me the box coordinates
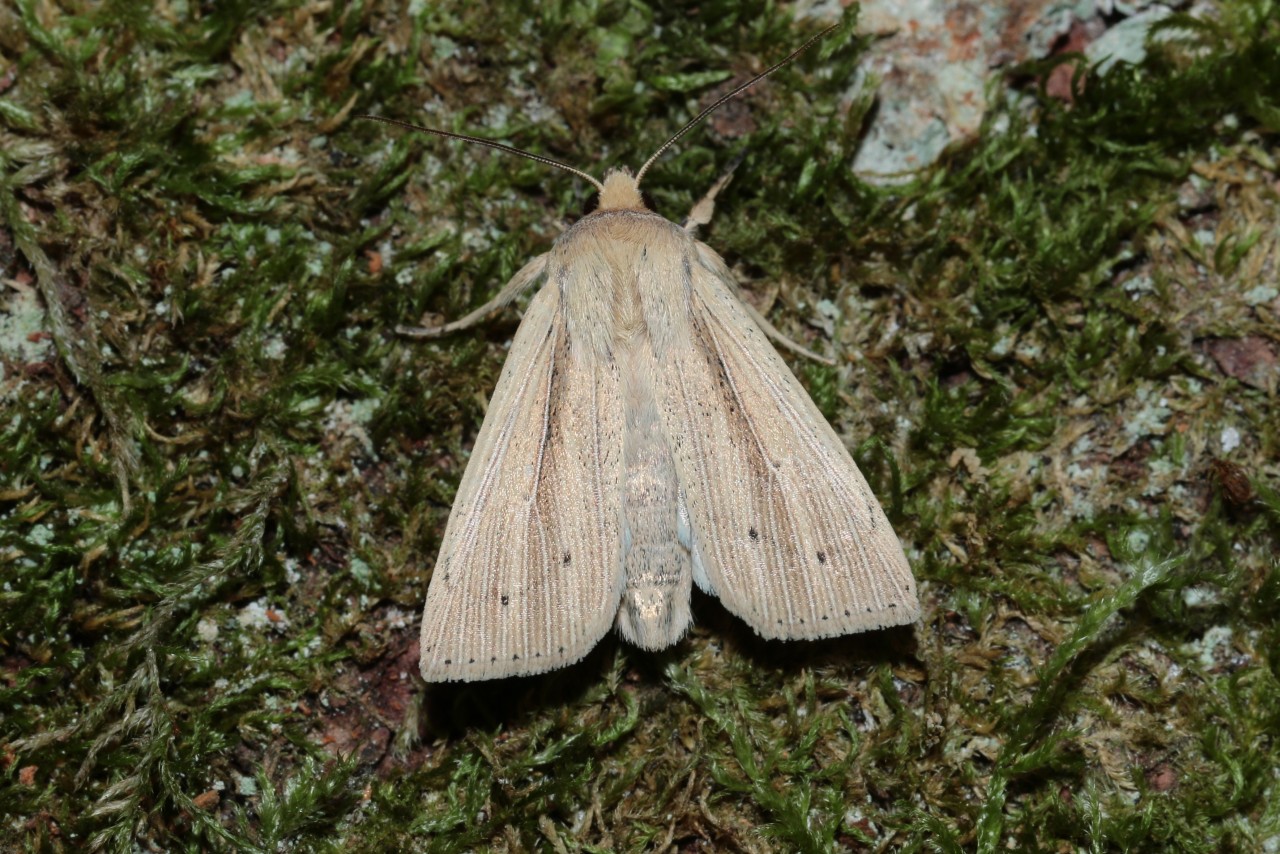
[356,115,606,194]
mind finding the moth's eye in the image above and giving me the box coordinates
[640,190,657,211]
[580,194,599,216]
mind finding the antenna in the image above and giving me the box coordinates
[633,22,840,185]
[355,115,605,193]
[358,21,842,193]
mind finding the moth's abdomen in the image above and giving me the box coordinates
[614,308,693,650]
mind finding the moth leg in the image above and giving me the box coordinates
[398,254,548,338]
[740,299,835,366]
[682,154,744,236]
[683,162,834,366]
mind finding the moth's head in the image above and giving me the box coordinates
[597,168,646,212]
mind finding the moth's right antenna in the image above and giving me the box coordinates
[634,22,841,186]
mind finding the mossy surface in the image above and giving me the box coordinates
[2,1,1278,851]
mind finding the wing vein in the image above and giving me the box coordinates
[695,284,886,616]
[694,307,808,626]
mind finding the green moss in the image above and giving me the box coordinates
[1,0,1278,850]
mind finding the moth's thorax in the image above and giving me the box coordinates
[551,203,692,355]
[555,198,685,260]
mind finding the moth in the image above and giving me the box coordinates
[366,25,919,681]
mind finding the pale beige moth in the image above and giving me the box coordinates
[366,25,919,681]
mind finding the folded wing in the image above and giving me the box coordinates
[645,240,919,640]
[419,271,625,680]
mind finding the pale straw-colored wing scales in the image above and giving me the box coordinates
[419,277,625,681]
[643,231,919,640]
